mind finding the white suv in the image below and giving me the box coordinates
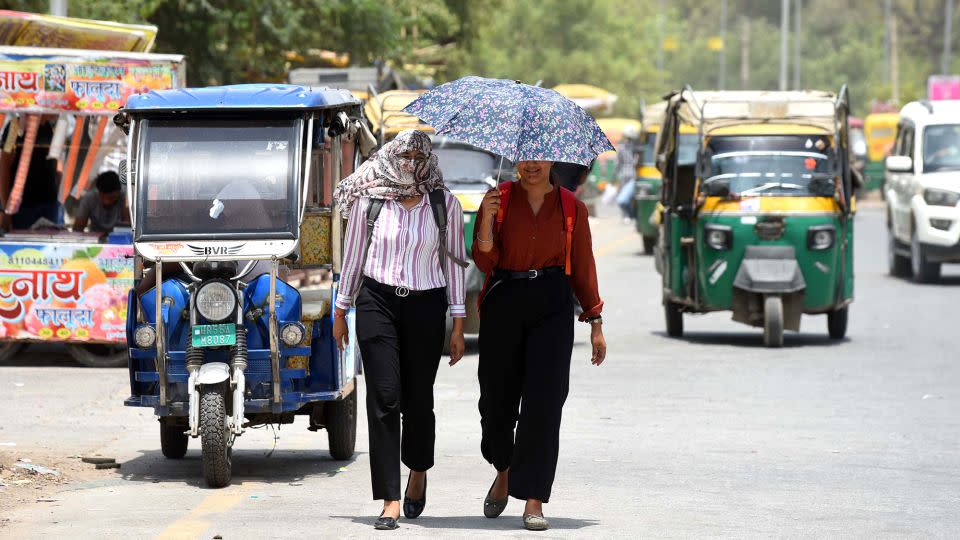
[885,100,960,282]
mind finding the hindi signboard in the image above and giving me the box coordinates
[0,47,184,114]
[0,242,132,344]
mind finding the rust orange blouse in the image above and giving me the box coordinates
[472,183,603,320]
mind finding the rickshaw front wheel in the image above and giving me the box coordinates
[200,383,233,488]
[325,388,357,461]
[827,307,848,340]
[160,417,188,459]
[664,301,684,338]
[762,295,784,348]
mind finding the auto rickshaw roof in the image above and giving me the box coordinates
[668,90,841,134]
[596,117,641,145]
[365,89,435,136]
[124,83,360,112]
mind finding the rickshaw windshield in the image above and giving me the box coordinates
[434,148,496,186]
[137,118,301,240]
[702,135,836,197]
[922,124,960,173]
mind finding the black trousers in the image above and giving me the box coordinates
[356,279,447,501]
[478,272,574,503]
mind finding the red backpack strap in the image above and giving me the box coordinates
[558,187,577,275]
[495,181,514,233]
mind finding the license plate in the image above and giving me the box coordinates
[192,323,236,348]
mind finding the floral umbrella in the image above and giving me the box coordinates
[403,76,614,166]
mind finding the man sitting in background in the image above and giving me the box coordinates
[72,171,127,234]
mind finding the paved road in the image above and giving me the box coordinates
[1,205,958,539]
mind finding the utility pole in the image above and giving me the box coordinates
[740,16,751,89]
[779,0,790,91]
[50,0,67,16]
[883,0,891,84]
[793,0,802,89]
[657,0,665,73]
[892,13,900,102]
[943,0,955,74]
[719,0,727,90]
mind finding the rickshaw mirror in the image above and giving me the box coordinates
[885,155,913,173]
[113,112,130,135]
[328,111,349,137]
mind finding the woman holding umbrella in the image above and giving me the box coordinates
[406,77,611,531]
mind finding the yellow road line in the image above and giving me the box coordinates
[154,484,253,540]
[594,232,637,258]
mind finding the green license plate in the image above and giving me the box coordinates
[192,323,237,348]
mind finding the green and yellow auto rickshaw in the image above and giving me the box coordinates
[635,102,699,254]
[863,112,899,192]
[656,87,855,347]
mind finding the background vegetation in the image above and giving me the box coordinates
[2,0,958,116]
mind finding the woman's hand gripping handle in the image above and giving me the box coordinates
[475,188,501,252]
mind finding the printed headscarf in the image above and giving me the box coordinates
[334,129,445,217]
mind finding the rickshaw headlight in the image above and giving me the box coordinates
[134,325,157,348]
[704,224,732,250]
[196,281,237,322]
[807,226,835,251]
[280,322,306,347]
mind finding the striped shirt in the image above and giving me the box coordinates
[335,192,467,317]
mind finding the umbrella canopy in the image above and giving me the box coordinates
[403,76,614,166]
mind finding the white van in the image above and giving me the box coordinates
[885,100,960,282]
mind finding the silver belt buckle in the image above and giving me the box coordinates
[395,286,410,297]
[527,269,539,279]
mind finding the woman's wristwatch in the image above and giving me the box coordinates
[584,316,603,325]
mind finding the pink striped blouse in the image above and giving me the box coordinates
[335,192,467,317]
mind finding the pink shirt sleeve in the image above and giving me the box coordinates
[335,197,367,311]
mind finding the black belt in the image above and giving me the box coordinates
[493,266,564,281]
[363,277,442,298]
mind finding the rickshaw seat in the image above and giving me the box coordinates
[300,288,331,321]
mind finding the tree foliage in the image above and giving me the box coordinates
[1,0,958,115]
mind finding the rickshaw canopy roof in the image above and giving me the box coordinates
[596,117,641,145]
[365,89,434,136]
[668,90,841,135]
[124,83,359,112]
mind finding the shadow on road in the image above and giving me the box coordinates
[332,514,600,531]
[0,343,82,368]
[117,448,361,488]
[651,331,849,348]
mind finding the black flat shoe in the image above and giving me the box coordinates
[483,477,508,518]
[374,511,399,530]
[403,474,427,519]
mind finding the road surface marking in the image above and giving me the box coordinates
[594,232,637,257]
[154,484,252,540]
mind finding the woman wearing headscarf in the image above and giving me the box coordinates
[333,129,467,530]
[473,160,606,531]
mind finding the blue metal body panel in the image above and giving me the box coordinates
[124,84,359,112]
[126,274,354,416]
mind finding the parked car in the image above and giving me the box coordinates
[885,100,960,282]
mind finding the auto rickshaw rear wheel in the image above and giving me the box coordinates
[66,344,127,368]
[160,417,189,459]
[0,342,25,363]
[200,383,232,488]
[827,307,848,340]
[326,388,357,461]
[664,301,684,338]
[642,236,656,255]
[762,295,784,348]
